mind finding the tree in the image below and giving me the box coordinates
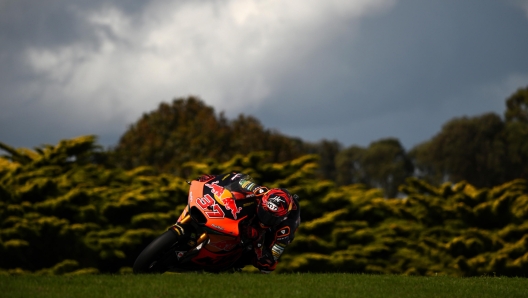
[335,139,413,197]
[410,113,507,187]
[229,115,307,163]
[502,121,528,181]
[112,97,230,174]
[335,145,367,186]
[111,97,307,176]
[411,87,528,187]
[504,86,528,123]
[503,86,528,180]
[304,140,342,181]
[362,138,414,197]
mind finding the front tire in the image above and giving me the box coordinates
[133,229,180,274]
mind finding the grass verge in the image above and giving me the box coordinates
[1,273,527,298]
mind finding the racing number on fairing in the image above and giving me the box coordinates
[197,194,225,218]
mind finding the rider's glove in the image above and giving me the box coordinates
[252,243,277,272]
[197,174,215,182]
[253,254,277,273]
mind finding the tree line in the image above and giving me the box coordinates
[109,86,528,198]
[1,136,527,276]
[1,85,528,276]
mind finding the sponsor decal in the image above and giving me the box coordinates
[240,179,255,190]
[231,173,242,180]
[276,227,290,239]
[205,182,241,220]
[204,182,245,219]
[205,182,224,197]
[269,195,284,204]
[212,224,224,231]
[209,240,237,251]
[267,202,278,211]
[271,243,285,260]
[196,194,225,218]
[222,197,242,219]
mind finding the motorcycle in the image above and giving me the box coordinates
[133,176,258,273]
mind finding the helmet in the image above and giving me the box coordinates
[257,188,293,227]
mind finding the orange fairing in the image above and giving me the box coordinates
[185,181,247,237]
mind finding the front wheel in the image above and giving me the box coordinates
[133,229,181,274]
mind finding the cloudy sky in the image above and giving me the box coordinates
[1,0,528,152]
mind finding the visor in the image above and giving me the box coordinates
[257,204,285,227]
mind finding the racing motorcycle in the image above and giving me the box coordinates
[133,175,258,273]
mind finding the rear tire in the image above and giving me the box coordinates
[133,229,180,274]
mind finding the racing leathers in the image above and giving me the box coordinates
[197,172,301,273]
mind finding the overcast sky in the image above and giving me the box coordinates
[1,0,528,153]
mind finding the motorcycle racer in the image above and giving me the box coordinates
[196,172,301,273]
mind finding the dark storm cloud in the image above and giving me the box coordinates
[1,0,527,152]
[0,0,147,148]
[1,0,394,150]
[252,0,528,149]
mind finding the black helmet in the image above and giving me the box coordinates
[257,188,293,227]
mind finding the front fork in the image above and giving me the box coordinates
[170,214,209,251]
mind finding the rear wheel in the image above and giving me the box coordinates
[133,229,181,274]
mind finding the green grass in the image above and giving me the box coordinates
[1,273,527,298]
